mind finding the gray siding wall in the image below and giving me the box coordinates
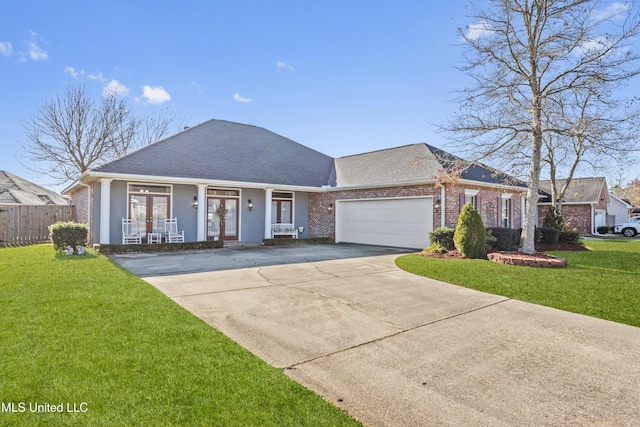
[294,191,309,238]
[241,188,266,242]
[173,184,198,242]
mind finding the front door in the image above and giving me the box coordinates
[129,194,169,242]
[207,197,238,241]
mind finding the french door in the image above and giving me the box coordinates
[129,194,170,242]
[207,197,238,241]
[271,200,292,224]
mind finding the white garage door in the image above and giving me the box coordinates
[336,197,433,249]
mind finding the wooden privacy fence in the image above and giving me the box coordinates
[0,205,76,246]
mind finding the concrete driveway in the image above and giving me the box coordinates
[112,244,640,426]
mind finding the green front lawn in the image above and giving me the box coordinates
[0,245,360,427]
[396,239,640,328]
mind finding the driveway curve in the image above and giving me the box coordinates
[112,244,640,426]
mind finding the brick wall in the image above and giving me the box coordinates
[308,183,524,238]
[538,204,591,234]
[68,183,94,243]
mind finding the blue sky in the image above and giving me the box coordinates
[1,0,638,191]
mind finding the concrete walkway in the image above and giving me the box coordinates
[112,245,640,426]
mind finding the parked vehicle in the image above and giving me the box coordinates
[614,216,640,237]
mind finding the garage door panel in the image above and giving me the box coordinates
[336,198,433,249]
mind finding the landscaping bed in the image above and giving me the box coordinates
[97,239,224,254]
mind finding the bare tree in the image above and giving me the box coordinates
[544,85,640,212]
[444,0,640,253]
[20,84,178,186]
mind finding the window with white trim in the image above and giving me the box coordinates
[501,194,513,228]
[464,189,480,209]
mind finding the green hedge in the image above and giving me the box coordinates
[428,227,455,250]
[535,227,560,246]
[97,240,223,254]
[559,230,580,245]
[486,227,520,251]
[49,221,88,253]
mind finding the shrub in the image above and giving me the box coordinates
[97,239,224,254]
[535,227,559,246]
[542,206,564,231]
[559,230,580,245]
[49,221,88,253]
[424,242,448,254]
[596,226,610,234]
[454,203,486,259]
[428,227,455,250]
[486,227,519,251]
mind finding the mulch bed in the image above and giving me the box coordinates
[420,242,587,268]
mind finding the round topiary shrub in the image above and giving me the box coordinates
[454,203,486,259]
[49,221,88,253]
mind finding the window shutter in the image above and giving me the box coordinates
[459,193,465,213]
[509,198,513,228]
[477,195,482,211]
[497,197,502,227]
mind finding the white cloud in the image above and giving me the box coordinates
[190,81,203,93]
[0,41,12,57]
[592,2,630,21]
[140,85,171,104]
[233,93,252,103]
[103,79,130,97]
[277,61,294,71]
[64,66,84,79]
[87,71,107,82]
[465,19,494,41]
[28,41,47,60]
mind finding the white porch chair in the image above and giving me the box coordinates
[164,218,185,243]
[122,218,142,244]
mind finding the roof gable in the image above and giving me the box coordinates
[539,177,607,204]
[0,171,68,205]
[334,143,527,188]
[94,119,335,187]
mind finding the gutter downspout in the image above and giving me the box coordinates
[591,203,596,235]
[440,185,446,228]
[78,182,92,245]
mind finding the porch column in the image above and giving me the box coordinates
[196,184,207,241]
[264,188,273,239]
[99,179,112,244]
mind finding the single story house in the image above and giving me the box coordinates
[608,193,633,225]
[538,177,609,234]
[0,170,68,205]
[64,119,529,249]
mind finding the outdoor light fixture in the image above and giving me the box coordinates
[434,199,441,209]
[193,196,199,209]
[328,203,334,212]
[248,199,253,211]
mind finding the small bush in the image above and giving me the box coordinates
[49,221,88,253]
[454,204,486,259]
[424,242,448,254]
[486,227,519,251]
[596,226,610,234]
[559,230,580,245]
[542,206,564,231]
[535,227,559,246]
[429,227,455,250]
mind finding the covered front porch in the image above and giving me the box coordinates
[94,179,311,245]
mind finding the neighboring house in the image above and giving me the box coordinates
[63,119,529,249]
[608,193,633,225]
[0,170,68,205]
[538,177,609,234]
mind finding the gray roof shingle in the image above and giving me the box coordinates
[539,177,607,204]
[334,144,527,188]
[0,171,68,205]
[94,119,336,187]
